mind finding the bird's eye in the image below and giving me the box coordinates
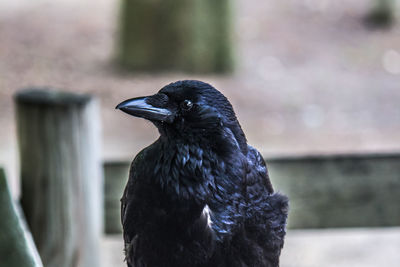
[180,100,193,111]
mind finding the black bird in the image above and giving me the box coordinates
[116,80,288,267]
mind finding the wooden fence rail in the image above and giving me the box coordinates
[103,152,400,230]
[268,153,400,228]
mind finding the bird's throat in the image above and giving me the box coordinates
[154,139,220,202]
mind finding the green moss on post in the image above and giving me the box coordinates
[117,0,234,73]
[0,169,43,267]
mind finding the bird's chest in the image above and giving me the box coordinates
[129,189,214,266]
[135,140,239,237]
[151,186,202,221]
[149,142,220,202]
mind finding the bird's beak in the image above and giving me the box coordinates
[116,96,174,123]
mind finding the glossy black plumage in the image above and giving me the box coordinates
[117,80,288,267]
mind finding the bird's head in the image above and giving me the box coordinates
[116,80,247,152]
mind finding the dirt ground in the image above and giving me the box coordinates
[1,0,400,193]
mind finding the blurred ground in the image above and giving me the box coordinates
[1,0,400,194]
[101,228,400,267]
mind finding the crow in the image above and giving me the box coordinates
[116,80,288,267]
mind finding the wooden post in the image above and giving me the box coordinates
[0,168,43,267]
[104,161,130,234]
[15,89,103,267]
[117,0,234,73]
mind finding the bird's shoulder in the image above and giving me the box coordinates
[242,146,289,266]
[245,145,274,194]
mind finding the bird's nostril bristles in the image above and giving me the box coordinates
[146,93,169,107]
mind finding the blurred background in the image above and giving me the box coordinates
[0,0,399,266]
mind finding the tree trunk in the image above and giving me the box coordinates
[117,0,234,73]
[365,0,396,27]
[15,89,103,267]
[0,168,43,267]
